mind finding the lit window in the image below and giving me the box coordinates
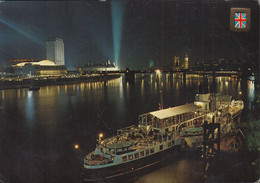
[128,154,133,160]
[145,149,149,155]
[168,142,171,147]
[135,153,139,159]
[140,151,144,157]
[122,156,127,162]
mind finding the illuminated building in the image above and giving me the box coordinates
[46,38,65,65]
[184,54,189,69]
[174,56,180,67]
[9,59,36,63]
[78,60,119,73]
[12,60,67,76]
[173,56,181,71]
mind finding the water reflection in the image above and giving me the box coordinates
[134,158,203,183]
[25,91,35,125]
[0,75,256,183]
[247,80,255,109]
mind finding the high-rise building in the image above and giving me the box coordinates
[184,54,189,69]
[46,38,65,65]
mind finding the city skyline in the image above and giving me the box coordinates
[0,1,259,70]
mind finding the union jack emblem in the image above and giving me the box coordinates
[234,12,246,28]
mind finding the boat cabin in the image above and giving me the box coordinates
[138,103,206,134]
[194,93,232,111]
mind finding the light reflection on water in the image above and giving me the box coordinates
[248,80,255,109]
[134,158,203,183]
[0,74,256,182]
[25,91,35,125]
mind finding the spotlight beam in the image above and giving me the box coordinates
[0,17,43,46]
[111,0,125,65]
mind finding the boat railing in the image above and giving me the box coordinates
[117,125,135,135]
[85,151,114,166]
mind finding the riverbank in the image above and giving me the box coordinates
[0,74,121,90]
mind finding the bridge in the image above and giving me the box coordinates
[81,68,246,81]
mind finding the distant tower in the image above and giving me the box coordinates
[174,56,180,67]
[46,38,65,65]
[184,54,189,69]
[174,56,177,67]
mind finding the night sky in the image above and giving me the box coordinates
[0,0,259,70]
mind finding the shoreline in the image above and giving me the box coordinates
[0,74,121,90]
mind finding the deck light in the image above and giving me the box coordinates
[99,133,104,142]
[74,144,79,149]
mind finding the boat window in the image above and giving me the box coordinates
[160,145,163,150]
[128,154,133,160]
[140,151,144,157]
[122,156,127,162]
[145,149,149,155]
[172,141,175,146]
[168,142,171,147]
[150,148,154,153]
[135,153,139,159]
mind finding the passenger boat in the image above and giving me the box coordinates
[182,93,244,148]
[83,93,244,181]
[83,103,209,181]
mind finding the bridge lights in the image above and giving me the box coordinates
[155,69,161,75]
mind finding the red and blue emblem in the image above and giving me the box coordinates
[234,13,247,28]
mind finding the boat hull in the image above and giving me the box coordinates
[82,145,181,181]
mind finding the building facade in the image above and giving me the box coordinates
[78,60,119,73]
[12,60,67,76]
[184,54,189,69]
[46,38,65,65]
[174,56,180,67]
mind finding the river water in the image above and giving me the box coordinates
[0,73,256,183]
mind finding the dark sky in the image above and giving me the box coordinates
[0,0,259,69]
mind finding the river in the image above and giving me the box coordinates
[0,73,257,183]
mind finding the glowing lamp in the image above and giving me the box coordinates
[99,133,104,142]
[74,144,79,149]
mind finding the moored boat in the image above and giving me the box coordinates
[83,93,244,181]
[83,103,209,181]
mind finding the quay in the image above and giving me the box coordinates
[0,73,120,90]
